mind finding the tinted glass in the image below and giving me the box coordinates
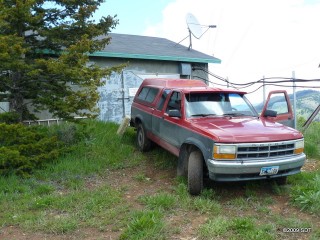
[185,92,256,117]
[145,88,159,103]
[137,87,149,100]
[156,89,171,110]
[166,91,181,113]
[137,87,159,103]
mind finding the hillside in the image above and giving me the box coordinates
[295,90,320,121]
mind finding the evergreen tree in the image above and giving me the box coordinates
[0,0,123,121]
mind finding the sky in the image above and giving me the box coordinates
[95,0,320,102]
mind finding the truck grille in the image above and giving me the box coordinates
[237,141,295,159]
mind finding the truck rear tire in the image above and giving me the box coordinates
[188,150,203,195]
[136,123,151,152]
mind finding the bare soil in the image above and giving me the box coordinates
[1,158,319,240]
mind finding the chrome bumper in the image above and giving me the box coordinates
[207,154,306,182]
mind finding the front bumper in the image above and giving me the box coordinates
[207,153,306,181]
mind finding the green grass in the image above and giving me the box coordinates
[133,172,150,182]
[120,210,167,240]
[147,147,177,170]
[192,197,221,214]
[0,119,319,239]
[0,181,126,233]
[289,119,320,215]
[198,216,275,240]
[0,120,140,233]
[138,192,177,211]
[35,120,143,188]
[298,117,320,159]
[290,173,320,214]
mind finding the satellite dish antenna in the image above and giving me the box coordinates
[185,13,216,50]
[186,13,203,39]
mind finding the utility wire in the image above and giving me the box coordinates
[247,84,320,94]
[193,66,320,91]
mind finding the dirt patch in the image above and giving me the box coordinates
[302,158,320,172]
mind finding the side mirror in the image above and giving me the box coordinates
[263,109,277,117]
[168,109,181,118]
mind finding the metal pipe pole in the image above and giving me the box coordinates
[292,71,297,129]
[263,76,266,105]
[121,71,126,118]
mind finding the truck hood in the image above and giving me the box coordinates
[189,117,303,143]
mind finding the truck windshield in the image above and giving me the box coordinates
[185,92,257,118]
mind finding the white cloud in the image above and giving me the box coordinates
[143,0,320,97]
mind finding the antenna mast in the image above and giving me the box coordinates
[188,28,193,50]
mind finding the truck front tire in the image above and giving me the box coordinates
[275,176,287,185]
[137,123,151,152]
[188,150,204,195]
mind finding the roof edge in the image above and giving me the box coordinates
[89,51,221,64]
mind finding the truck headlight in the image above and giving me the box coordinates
[213,145,236,160]
[294,139,304,154]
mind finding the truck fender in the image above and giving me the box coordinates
[177,138,209,178]
[183,137,209,159]
[134,114,144,127]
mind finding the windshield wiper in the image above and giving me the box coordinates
[222,112,247,117]
[190,113,216,117]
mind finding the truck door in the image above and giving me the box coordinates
[160,91,183,148]
[261,90,294,128]
[152,89,171,136]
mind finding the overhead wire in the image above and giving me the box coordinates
[192,66,320,93]
[246,84,320,94]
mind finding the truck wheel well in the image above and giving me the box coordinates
[181,143,208,176]
[135,118,142,127]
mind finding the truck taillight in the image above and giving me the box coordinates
[213,145,236,160]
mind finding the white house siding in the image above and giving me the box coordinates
[0,102,9,113]
[97,70,180,123]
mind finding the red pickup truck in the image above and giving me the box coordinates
[130,78,305,195]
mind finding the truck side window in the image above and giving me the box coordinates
[166,91,181,113]
[137,87,159,103]
[145,88,159,102]
[156,89,171,110]
[137,87,149,100]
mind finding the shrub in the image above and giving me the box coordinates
[53,122,89,147]
[0,123,61,176]
[0,112,20,124]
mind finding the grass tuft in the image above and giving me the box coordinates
[120,210,166,240]
[198,216,275,240]
[138,192,177,211]
[291,174,320,214]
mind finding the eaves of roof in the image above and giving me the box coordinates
[89,51,221,64]
[91,33,221,64]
